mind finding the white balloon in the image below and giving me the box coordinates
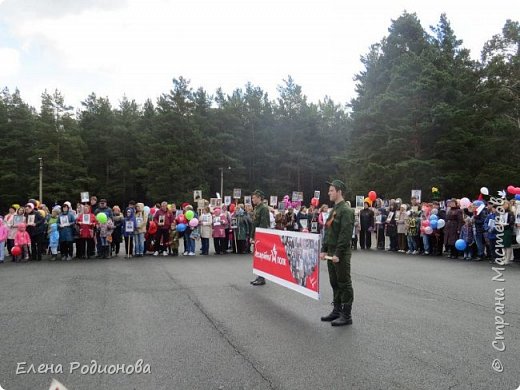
[425,226,433,235]
[437,219,446,229]
[480,187,489,196]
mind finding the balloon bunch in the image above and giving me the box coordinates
[420,214,445,235]
[507,185,520,200]
[363,190,377,207]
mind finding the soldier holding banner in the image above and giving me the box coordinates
[250,189,270,286]
[320,179,355,326]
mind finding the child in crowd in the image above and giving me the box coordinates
[169,222,179,256]
[111,206,124,257]
[212,208,228,255]
[14,222,31,261]
[460,217,475,260]
[48,223,60,261]
[0,216,8,263]
[98,217,114,259]
[406,211,419,255]
[123,208,136,257]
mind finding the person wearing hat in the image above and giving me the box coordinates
[24,202,46,261]
[320,180,355,326]
[250,189,270,286]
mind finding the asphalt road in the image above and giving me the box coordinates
[0,249,518,390]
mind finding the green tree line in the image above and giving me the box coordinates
[0,13,518,210]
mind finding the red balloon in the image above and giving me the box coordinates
[368,191,377,201]
[11,246,22,256]
[507,185,515,194]
[515,187,520,195]
[311,197,319,207]
[177,214,187,224]
[421,219,430,227]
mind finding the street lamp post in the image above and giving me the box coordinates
[38,157,43,202]
[219,166,231,198]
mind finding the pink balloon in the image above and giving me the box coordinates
[421,219,430,227]
[460,197,471,209]
[424,226,433,235]
[189,218,199,228]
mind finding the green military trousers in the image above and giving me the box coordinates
[327,255,353,305]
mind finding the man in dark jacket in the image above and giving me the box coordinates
[359,202,374,249]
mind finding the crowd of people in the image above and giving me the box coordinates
[354,196,520,265]
[0,193,519,265]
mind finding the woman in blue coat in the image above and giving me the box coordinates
[58,203,76,260]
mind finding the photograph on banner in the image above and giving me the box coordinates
[411,189,422,203]
[233,188,241,199]
[355,195,364,209]
[292,191,303,202]
[224,196,232,206]
[269,195,278,207]
[252,228,320,300]
[244,196,252,206]
[80,191,89,203]
[314,190,320,199]
[82,213,91,225]
[278,202,286,212]
[193,190,202,202]
[197,199,205,209]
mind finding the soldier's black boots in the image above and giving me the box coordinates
[321,303,341,322]
[250,276,266,286]
[331,304,352,326]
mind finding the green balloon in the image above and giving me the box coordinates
[185,210,194,221]
[96,213,107,224]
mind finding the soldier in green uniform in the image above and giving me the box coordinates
[320,180,355,326]
[250,189,271,286]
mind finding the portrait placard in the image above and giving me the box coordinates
[411,189,422,203]
[59,215,69,227]
[125,221,135,233]
[80,192,89,203]
[355,196,364,209]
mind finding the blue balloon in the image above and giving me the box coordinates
[176,223,187,232]
[430,220,438,229]
[455,239,467,251]
[429,214,438,221]
[515,194,520,201]
[474,200,484,207]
